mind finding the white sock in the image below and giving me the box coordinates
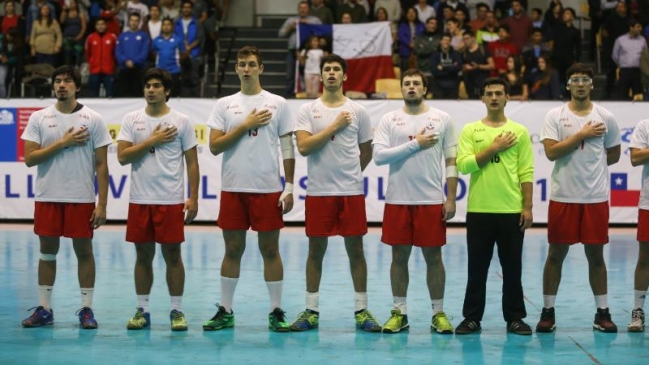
[354,292,368,312]
[393,296,407,315]
[39,285,53,311]
[306,291,319,312]
[171,296,182,312]
[266,281,283,312]
[595,295,608,309]
[137,294,150,313]
[431,298,444,314]
[80,288,94,308]
[221,276,239,313]
[634,290,647,309]
[543,295,556,309]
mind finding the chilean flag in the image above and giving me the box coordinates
[610,173,640,207]
[297,22,395,94]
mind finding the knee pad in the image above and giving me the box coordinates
[40,253,57,261]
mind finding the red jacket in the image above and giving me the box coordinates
[85,32,117,75]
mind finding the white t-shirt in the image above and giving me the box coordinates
[207,90,292,193]
[148,20,162,40]
[540,103,621,203]
[117,109,198,204]
[296,98,373,196]
[414,4,436,24]
[21,105,112,203]
[373,107,457,204]
[124,1,149,31]
[302,49,324,75]
[629,119,649,210]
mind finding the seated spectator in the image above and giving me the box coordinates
[338,0,367,23]
[414,0,435,24]
[431,33,463,99]
[499,55,528,100]
[462,30,494,99]
[116,12,150,97]
[311,0,334,24]
[476,10,498,45]
[175,0,204,97]
[60,0,87,67]
[85,18,117,97]
[160,0,179,20]
[521,27,550,77]
[454,8,470,33]
[30,4,62,65]
[446,17,464,51]
[397,7,425,72]
[340,11,353,23]
[487,24,517,76]
[439,5,455,31]
[1,1,25,37]
[152,17,182,96]
[527,54,560,100]
[413,16,441,88]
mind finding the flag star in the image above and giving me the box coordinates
[615,177,623,186]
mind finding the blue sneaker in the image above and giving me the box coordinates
[22,306,54,327]
[77,307,98,329]
[127,307,151,330]
[290,309,319,331]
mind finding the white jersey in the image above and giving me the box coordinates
[117,109,198,204]
[21,105,112,203]
[373,107,457,204]
[296,98,373,196]
[540,103,621,203]
[207,90,292,193]
[629,119,649,210]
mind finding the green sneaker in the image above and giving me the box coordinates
[290,309,319,331]
[202,304,234,331]
[382,309,409,334]
[268,308,290,332]
[355,309,382,332]
[431,312,454,334]
[170,310,188,331]
[126,307,150,330]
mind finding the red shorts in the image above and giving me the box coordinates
[547,200,609,245]
[305,195,367,237]
[381,204,446,247]
[126,203,185,244]
[637,209,649,242]
[217,191,284,232]
[34,202,95,239]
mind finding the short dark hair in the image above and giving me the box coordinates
[446,17,459,25]
[476,2,489,11]
[481,77,510,96]
[563,7,576,18]
[142,68,173,101]
[181,0,193,9]
[531,27,543,35]
[629,19,642,28]
[565,63,594,80]
[531,8,543,16]
[236,46,263,66]
[463,29,475,38]
[320,54,347,74]
[129,12,141,21]
[161,17,174,26]
[498,24,510,33]
[51,65,81,91]
[401,68,427,89]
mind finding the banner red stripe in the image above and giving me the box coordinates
[345,56,395,94]
[610,190,641,207]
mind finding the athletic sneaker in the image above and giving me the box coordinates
[382,309,409,334]
[536,307,556,333]
[22,306,54,327]
[290,309,319,331]
[268,308,290,332]
[126,307,150,330]
[170,310,188,331]
[627,308,645,332]
[203,304,234,331]
[77,307,98,329]
[355,309,382,332]
[593,308,618,333]
[431,312,454,334]
[507,320,532,335]
[455,319,481,334]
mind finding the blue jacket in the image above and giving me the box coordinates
[174,17,203,58]
[115,30,150,68]
[153,35,181,74]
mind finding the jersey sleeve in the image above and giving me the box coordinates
[276,99,293,136]
[457,123,479,174]
[603,112,621,149]
[371,113,391,148]
[21,113,41,144]
[180,115,199,151]
[116,113,135,143]
[540,109,560,142]
[356,105,373,144]
[630,120,649,149]
[206,101,226,132]
[295,103,314,134]
[441,116,458,150]
[91,114,113,149]
[516,125,535,183]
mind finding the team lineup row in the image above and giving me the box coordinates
[17,46,648,337]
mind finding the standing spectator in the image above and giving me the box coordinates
[414,0,436,24]
[160,0,179,20]
[190,0,207,23]
[278,1,321,98]
[374,0,401,21]
[311,0,334,24]
[340,11,353,23]
[397,7,425,72]
[487,25,517,76]
[30,5,62,65]
[521,27,550,77]
[476,10,498,45]
[376,6,397,42]
[20,65,111,330]
[431,33,463,99]
[60,0,87,67]
[462,30,494,99]
[413,16,441,90]
[142,4,162,41]
[612,20,647,100]
[536,63,621,334]
[501,0,532,53]
[641,47,649,100]
[338,0,368,23]
[116,12,150,97]
[542,1,563,41]
[118,68,199,332]
[299,35,324,98]
[530,8,543,28]
[550,7,580,89]
[26,0,56,40]
[174,0,204,97]
[85,18,117,97]
[527,54,560,100]
[0,27,24,98]
[603,1,628,99]
[499,55,528,100]
[153,17,182,96]
[469,2,488,33]
[100,0,122,36]
[455,77,534,336]
[446,17,464,51]
[1,1,25,36]
[123,0,149,31]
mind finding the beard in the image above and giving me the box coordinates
[404,96,423,106]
